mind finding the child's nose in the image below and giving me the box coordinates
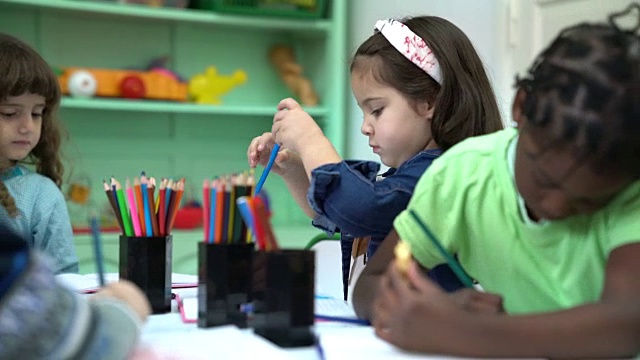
[18,115,36,133]
[361,118,373,136]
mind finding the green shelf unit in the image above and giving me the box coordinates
[0,0,332,31]
[0,0,348,270]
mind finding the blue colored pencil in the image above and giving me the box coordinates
[254,143,280,194]
[89,215,106,287]
[408,209,475,288]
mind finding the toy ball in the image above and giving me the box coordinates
[67,70,97,98]
[120,75,146,99]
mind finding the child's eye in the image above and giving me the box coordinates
[0,112,16,118]
[32,113,43,119]
[371,108,383,116]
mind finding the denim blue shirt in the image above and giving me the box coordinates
[308,150,463,299]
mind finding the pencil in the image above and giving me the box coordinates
[253,196,278,251]
[255,143,280,194]
[408,209,474,287]
[103,180,124,232]
[208,179,216,244]
[148,177,159,236]
[134,177,147,236]
[114,179,133,236]
[203,179,210,242]
[158,179,167,236]
[89,214,106,287]
[166,178,185,234]
[140,173,153,237]
[125,179,142,237]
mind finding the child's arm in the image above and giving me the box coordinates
[373,243,640,358]
[352,229,400,320]
[33,180,79,274]
[0,252,149,360]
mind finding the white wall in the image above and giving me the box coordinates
[344,0,515,160]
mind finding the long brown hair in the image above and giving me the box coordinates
[351,16,503,151]
[0,33,65,187]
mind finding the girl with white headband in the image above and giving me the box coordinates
[247,16,502,301]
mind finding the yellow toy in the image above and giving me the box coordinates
[269,45,319,106]
[188,66,248,105]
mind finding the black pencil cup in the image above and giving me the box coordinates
[251,249,315,348]
[119,235,172,314]
[198,242,254,328]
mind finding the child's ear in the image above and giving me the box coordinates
[512,89,527,127]
[418,101,436,121]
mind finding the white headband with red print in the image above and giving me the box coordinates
[374,19,442,85]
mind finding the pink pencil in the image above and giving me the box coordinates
[203,179,210,242]
[126,179,142,236]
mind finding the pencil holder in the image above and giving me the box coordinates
[251,249,315,348]
[198,242,254,328]
[119,235,173,314]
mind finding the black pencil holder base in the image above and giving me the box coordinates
[251,249,315,348]
[198,242,254,328]
[119,235,172,314]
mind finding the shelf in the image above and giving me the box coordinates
[60,96,328,116]
[0,0,331,31]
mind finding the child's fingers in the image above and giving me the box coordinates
[277,97,302,111]
[405,260,438,294]
[247,134,272,168]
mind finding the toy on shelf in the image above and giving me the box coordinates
[187,66,248,105]
[268,44,319,106]
[58,66,188,101]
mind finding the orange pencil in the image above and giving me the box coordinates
[214,179,225,244]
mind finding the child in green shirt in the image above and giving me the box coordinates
[354,10,640,359]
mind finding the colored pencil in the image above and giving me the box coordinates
[114,179,133,236]
[203,179,210,242]
[254,143,279,194]
[158,178,167,236]
[148,177,159,236]
[103,180,124,231]
[133,177,147,236]
[408,209,474,287]
[140,174,153,237]
[89,214,105,287]
[126,179,142,237]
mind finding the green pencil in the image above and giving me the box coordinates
[408,209,474,288]
[115,183,134,236]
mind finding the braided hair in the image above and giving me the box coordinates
[515,10,640,179]
[0,160,17,218]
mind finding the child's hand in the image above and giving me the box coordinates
[247,132,299,176]
[91,280,151,322]
[272,98,325,153]
[448,287,504,314]
[372,261,474,353]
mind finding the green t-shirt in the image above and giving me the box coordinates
[394,128,640,314]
